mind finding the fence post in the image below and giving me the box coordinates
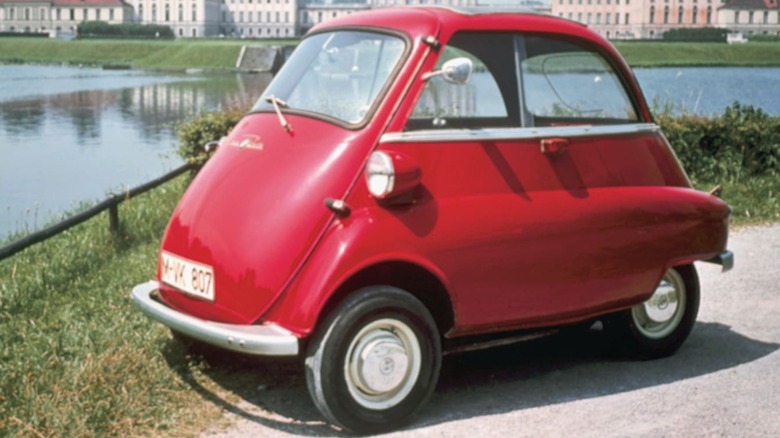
[109,202,119,233]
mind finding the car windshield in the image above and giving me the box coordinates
[252,30,406,125]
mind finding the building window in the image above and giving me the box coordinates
[152,4,156,22]
[40,8,46,20]
[650,6,655,24]
[692,6,698,24]
[606,13,611,24]
[192,28,196,36]
[664,6,669,24]
[138,4,143,20]
[596,13,601,24]
[96,9,101,20]
[165,4,170,21]
[616,12,620,24]
[109,8,114,20]
[748,11,754,24]
[248,11,252,22]
[56,8,61,20]
[577,12,582,22]
[24,7,29,20]
[69,8,74,20]
[178,4,183,22]
[764,11,769,24]
[707,6,712,24]
[678,6,683,24]
[239,11,243,22]
[735,11,740,24]
[625,13,630,24]
[587,12,592,24]
[192,4,196,21]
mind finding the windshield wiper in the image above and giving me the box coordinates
[265,95,292,132]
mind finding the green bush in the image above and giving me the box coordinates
[662,27,727,43]
[657,103,780,182]
[176,103,780,183]
[177,109,245,168]
[77,21,174,39]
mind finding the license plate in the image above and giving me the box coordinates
[160,252,215,301]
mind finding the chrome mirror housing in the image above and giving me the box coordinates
[422,57,473,85]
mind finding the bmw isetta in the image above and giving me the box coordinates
[132,7,733,433]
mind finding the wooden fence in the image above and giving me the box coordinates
[0,163,192,261]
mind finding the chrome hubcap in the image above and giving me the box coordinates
[632,269,686,339]
[345,318,421,410]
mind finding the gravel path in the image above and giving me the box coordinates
[202,224,780,437]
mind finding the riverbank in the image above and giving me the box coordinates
[2,37,780,69]
[0,175,232,437]
[0,38,296,70]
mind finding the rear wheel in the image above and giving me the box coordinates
[608,264,700,359]
[305,286,441,434]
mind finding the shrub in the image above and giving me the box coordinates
[176,103,780,184]
[177,109,245,168]
[662,27,728,43]
[77,21,174,39]
[657,103,780,182]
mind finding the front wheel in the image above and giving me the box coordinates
[607,264,700,360]
[305,286,441,434]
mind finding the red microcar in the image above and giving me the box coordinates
[132,7,733,433]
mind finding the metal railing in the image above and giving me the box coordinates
[0,163,192,261]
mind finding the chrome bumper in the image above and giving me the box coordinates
[131,281,299,356]
[704,250,735,273]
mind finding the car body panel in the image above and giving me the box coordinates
[141,7,730,346]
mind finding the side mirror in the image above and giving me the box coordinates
[422,57,473,85]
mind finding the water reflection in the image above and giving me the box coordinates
[0,65,272,239]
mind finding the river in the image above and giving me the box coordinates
[0,65,272,240]
[1,65,779,240]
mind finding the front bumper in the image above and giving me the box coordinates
[131,281,299,356]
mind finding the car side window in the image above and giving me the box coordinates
[520,36,638,126]
[406,33,519,131]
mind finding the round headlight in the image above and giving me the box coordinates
[366,151,395,199]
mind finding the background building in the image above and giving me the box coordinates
[718,0,780,36]
[0,0,133,33]
[123,0,220,37]
[552,0,724,39]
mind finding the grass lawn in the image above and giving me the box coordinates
[0,176,234,437]
[2,37,780,70]
[0,38,297,70]
[614,41,780,67]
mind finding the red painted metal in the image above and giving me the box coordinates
[155,8,730,341]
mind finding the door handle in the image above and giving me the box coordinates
[541,138,569,156]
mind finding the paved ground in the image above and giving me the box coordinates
[200,224,780,437]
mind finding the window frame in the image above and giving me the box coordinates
[404,31,643,132]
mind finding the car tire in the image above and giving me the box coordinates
[607,264,700,360]
[305,286,441,434]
